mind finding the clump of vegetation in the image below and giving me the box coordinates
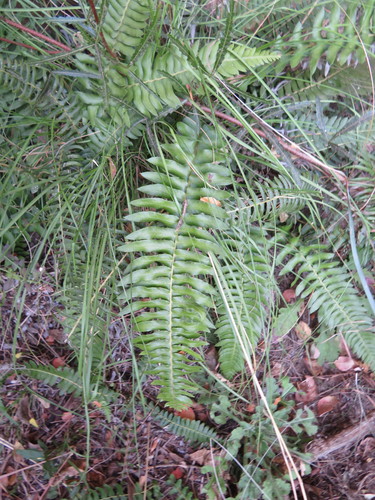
[1,0,374,498]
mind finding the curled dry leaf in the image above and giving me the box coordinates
[295,321,312,340]
[334,356,357,372]
[309,344,321,360]
[200,196,221,206]
[296,376,319,403]
[303,356,323,380]
[282,288,296,303]
[316,396,339,416]
[174,407,195,420]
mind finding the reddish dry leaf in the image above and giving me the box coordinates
[174,407,195,420]
[316,396,339,416]
[282,289,296,303]
[170,467,184,479]
[205,345,218,371]
[296,376,319,403]
[303,357,323,376]
[308,344,321,360]
[192,403,208,422]
[0,466,17,488]
[52,357,65,369]
[295,321,312,340]
[334,356,357,372]
[190,448,214,466]
[246,403,256,414]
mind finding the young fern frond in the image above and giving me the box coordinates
[277,238,375,369]
[119,116,232,409]
[151,404,219,443]
[82,484,127,500]
[197,41,280,76]
[214,225,276,379]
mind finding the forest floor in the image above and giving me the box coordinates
[1,259,375,500]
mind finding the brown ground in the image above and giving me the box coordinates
[1,266,375,500]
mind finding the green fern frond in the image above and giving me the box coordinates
[23,361,118,402]
[234,176,316,223]
[214,226,276,379]
[102,0,152,60]
[276,1,375,74]
[151,404,219,443]
[81,484,127,500]
[197,41,280,76]
[119,116,232,409]
[277,238,375,369]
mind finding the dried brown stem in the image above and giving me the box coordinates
[0,36,60,53]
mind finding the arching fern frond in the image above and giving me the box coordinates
[119,116,232,409]
[234,176,317,223]
[82,484,127,500]
[23,362,118,402]
[275,1,375,74]
[214,225,276,379]
[277,238,375,369]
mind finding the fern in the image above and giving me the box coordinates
[82,484,127,500]
[150,404,219,444]
[23,361,118,402]
[214,225,276,379]
[119,116,232,409]
[196,41,280,76]
[277,238,375,369]
[275,1,375,74]
[102,0,152,60]
[234,175,317,223]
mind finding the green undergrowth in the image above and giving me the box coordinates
[0,0,374,498]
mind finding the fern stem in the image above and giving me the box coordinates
[1,17,71,51]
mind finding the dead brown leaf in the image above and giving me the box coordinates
[334,356,357,372]
[296,376,319,403]
[282,289,296,303]
[316,396,339,416]
[295,321,312,340]
[303,357,323,376]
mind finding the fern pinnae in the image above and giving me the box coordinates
[277,238,375,369]
[119,116,232,408]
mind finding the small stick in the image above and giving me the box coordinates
[0,36,61,53]
[185,101,348,186]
